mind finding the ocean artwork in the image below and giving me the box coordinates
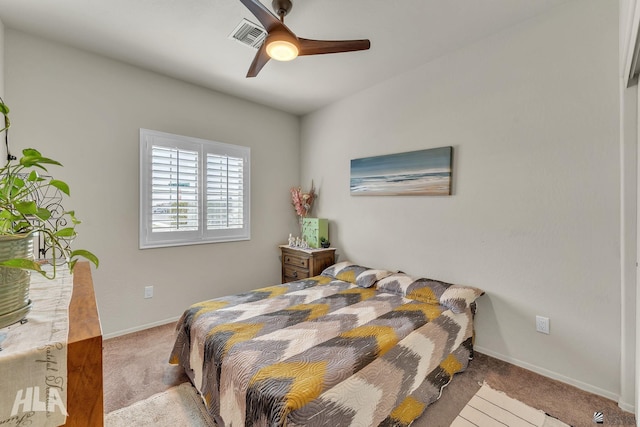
[350,146,453,196]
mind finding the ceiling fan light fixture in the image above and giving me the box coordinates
[265,33,299,61]
[240,0,370,77]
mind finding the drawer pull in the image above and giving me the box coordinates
[292,271,298,278]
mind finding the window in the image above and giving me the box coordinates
[139,129,250,249]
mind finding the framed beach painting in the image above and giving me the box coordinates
[350,146,453,196]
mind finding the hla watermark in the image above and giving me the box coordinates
[593,411,636,425]
[10,386,67,417]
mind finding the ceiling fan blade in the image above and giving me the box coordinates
[238,0,282,33]
[246,43,271,77]
[298,38,371,56]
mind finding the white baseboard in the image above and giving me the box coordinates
[617,399,635,414]
[474,346,631,412]
[103,316,181,340]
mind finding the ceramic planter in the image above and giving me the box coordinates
[0,234,34,329]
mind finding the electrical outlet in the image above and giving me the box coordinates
[144,285,154,299]
[536,315,550,334]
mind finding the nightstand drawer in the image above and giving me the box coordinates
[279,245,335,284]
[283,254,309,269]
[284,266,309,281]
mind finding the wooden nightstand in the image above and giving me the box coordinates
[280,245,336,283]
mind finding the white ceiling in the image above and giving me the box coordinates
[0,0,569,115]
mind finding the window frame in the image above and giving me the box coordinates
[139,128,251,249]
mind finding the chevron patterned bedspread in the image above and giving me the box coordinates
[170,262,483,427]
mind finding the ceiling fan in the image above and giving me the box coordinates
[238,0,371,77]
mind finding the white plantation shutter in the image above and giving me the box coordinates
[140,129,250,249]
[151,146,199,232]
[206,154,244,230]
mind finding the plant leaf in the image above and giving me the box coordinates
[66,210,81,225]
[13,221,32,232]
[0,258,44,273]
[54,227,76,238]
[36,208,52,221]
[70,249,99,268]
[12,177,25,190]
[50,179,70,196]
[20,149,62,168]
[15,200,37,215]
[22,148,42,157]
[0,102,9,115]
[37,157,63,167]
[20,155,46,169]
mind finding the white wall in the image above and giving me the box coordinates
[620,0,639,415]
[0,17,4,99]
[621,77,638,414]
[301,0,622,402]
[0,17,5,161]
[4,30,300,336]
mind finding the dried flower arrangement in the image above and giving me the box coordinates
[290,181,316,218]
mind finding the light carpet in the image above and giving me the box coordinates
[105,381,570,427]
[105,383,214,426]
[451,383,570,427]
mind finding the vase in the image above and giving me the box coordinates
[0,234,34,329]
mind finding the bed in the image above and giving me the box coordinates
[170,261,484,427]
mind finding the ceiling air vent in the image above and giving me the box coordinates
[229,19,266,49]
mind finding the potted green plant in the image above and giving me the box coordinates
[320,236,330,248]
[0,98,99,328]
